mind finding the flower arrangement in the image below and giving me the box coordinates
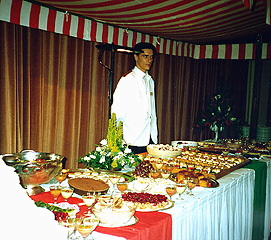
[193,91,244,138]
[78,113,141,170]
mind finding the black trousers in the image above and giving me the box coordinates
[129,138,154,154]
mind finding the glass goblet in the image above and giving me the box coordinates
[61,186,74,202]
[50,185,62,204]
[82,195,96,216]
[59,217,76,239]
[165,185,176,201]
[176,183,186,201]
[109,175,121,192]
[155,161,163,170]
[149,169,161,180]
[116,183,128,193]
[77,216,99,240]
[55,172,67,185]
[165,164,174,173]
[161,171,171,179]
[186,177,198,196]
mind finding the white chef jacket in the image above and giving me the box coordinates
[111,66,158,146]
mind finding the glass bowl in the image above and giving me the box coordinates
[1,150,63,195]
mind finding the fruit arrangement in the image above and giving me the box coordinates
[133,160,154,177]
[122,192,170,210]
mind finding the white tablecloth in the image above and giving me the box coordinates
[41,168,255,240]
[260,156,271,240]
[163,168,255,240]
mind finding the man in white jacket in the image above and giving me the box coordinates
[111,42,158,153]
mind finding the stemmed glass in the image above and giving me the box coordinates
[165,185,177,201]
[59,217,76,239]
[61,186,74,202]
[55,172,67,185]
[155,161,163,170]
[82,195,96,216]
[161,171,170,179]
[50,185,62,204]
[149,169,161,181]
[109,175,121,193]
[165,164,174,173]
[186,177,198,196]
[116,183,128,193]
[76,216,99,240]
[175,183,186,201]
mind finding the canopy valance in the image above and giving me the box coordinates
[0,0,270,59]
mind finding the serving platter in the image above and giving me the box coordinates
[198,145,236,154]
[135,200,174,212]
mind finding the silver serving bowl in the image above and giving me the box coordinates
[1,150,64,195]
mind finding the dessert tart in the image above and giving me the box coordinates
[68,177,109,195]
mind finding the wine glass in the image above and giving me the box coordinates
[109,175,121,192]
[116,183,128,193]
[149,169,161,180]
[61,186,74,202]
[50,185,62,204]
[161,171,171,179]
[59,217,76,239]
[77,216,99,240]
[165,164,174,173]
[165,185,176,201]
[155,161,163,170]
[186,177,198,196]
[176,183,186,201]
[82,195,96,216]
[55,172,67,185]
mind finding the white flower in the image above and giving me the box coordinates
[84,156,91,161]
[113,156,120,161]
[96,147,102,152]
[106,152,112,157]
[89,155,96,159]
[117,152,124,157]
[124,148,132,154]
[100,156,106,163]
[100,139,107,146]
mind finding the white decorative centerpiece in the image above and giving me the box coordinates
[78,113,141,170]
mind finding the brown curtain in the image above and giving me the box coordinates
[0,21,110,169]
[0,21,248,168]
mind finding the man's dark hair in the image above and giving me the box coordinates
[133,42,157,55]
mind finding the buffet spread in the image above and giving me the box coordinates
[2,139,269,240]
[16,142,259,220]
[2,114,270,239]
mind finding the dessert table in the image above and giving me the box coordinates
[244,156,271,240]
[37,167,255,240]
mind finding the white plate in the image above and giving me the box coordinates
[136,200,174,212]
[98,216,138,228]
[51,202,80,215]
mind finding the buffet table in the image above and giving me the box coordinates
[164,168,254,240]
[244,156,271,240]
[37,168,255,240]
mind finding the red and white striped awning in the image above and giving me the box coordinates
[1,0,271,59]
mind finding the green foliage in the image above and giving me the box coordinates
[78,113,141,170]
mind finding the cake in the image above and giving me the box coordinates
[68,177,109,195]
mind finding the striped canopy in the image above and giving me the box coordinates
[1,0,271,59]
[30,0,271,44]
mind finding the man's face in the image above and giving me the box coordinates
[134,48,154,73]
